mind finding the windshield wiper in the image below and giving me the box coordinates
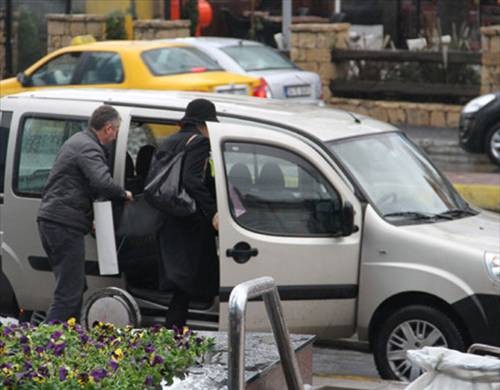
[383,211,437,220]
[435,208,477,219]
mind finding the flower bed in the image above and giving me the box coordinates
[0,319,213,388]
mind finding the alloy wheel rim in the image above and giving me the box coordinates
[386,319,447,381]
[490,128,500,161]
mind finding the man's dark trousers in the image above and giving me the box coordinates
[38,219,86,322]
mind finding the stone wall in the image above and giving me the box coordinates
[133,19,190,40]
[331,98,462,128]
[481,25,500,94]
[47,14,106,52]
[290,23,350,101]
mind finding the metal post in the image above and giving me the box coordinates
[5,0,12,76]
[282,0,292,51]
[228,276,304,390]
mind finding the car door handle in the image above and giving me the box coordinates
[226,241,258,264]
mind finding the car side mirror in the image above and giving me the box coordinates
[16,72,32,87]
[341,201,358,237]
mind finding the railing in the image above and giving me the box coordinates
[228,276,304,390]
[330,48,482,104]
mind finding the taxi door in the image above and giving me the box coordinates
[209,122,362,338]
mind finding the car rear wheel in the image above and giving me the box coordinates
[485,123,500,165]
[373,305,465,381]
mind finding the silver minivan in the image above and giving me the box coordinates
[0,89,499,381]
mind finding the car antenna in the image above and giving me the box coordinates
[344,110,361,124]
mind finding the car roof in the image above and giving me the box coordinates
[58,40,191,53]
[167,37,263,49]
[3,89,397,141]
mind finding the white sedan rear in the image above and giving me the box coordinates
[161,37,323,102]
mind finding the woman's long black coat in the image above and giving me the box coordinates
[148,125,219,299]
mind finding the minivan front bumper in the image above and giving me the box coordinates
[452,294,500,346]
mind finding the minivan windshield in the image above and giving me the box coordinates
[328,132,474,223]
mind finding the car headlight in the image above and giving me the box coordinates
[485,252,500,284]
[462,94,496,115]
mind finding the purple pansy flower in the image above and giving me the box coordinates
[59,367,68,381]
[51,330,62,340]
[54,342,66,356]
[108,360,119,372]
[90,368,107,382]
[144,343,155,353]
[144,375,154,386]
[151,354,164,366]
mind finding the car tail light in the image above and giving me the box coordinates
[190,67,207,73]
[252,78,270,98]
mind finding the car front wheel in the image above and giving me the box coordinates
[485,123,500,165]
[373,305,465,381]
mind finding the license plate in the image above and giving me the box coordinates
[285,84,312,98]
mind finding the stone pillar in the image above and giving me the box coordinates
[46,14,106,53]
[290,23,350,100]
[133,20,190,40]
[481,25,500,94]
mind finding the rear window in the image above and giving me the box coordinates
[142,46,222,76]
[15,116,87,196]
[0,111,12,194]
[222,45,296,71]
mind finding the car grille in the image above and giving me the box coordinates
[213,84,249,95]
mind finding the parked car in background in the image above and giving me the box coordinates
[162,37,323,101]
[0,41,264,97]
[459,91,500,166]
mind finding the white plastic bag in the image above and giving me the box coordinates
[406,347,500,390]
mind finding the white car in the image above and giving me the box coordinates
[0,89,499,382]
[161,37,323,102]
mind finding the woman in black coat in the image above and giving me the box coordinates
[148,99,219,328]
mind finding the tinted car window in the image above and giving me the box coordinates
[0,111,12,194]
[80,52,124,84]
[15,117,86,195]
[31,52,82,86]
[224,142,342,236]
[222,45,296,71]
[142,47,222,76]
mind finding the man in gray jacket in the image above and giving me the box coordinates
[37,105,132,322]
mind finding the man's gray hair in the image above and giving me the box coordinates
[89,105,120,131]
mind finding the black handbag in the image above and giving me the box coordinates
[115,194,165,238]
[144,137,197,217]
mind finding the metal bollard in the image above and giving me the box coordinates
[228,276,304,390]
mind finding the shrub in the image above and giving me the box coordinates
[0,319,213,389]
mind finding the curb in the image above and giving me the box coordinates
[453,183,500,212]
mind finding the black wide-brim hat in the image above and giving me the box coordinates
[180,98,219,123]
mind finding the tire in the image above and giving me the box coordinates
[485,123,500,166]
[373,305,465,381]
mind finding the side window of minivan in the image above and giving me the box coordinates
[125,118,180,194]
[15,116,86,196]
[224,142,342,236]
[0,111,12,198]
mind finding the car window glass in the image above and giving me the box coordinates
[222,45,296,71]
[329,133,467,217]
[125,119,180,194]
[80,52,124,84]
[223,142,342,236]
[15,117,86,195]
[0,111,12,194]
[142,47,222,76]
[30,52,82,86]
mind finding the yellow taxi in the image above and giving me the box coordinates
[0,41,266,97]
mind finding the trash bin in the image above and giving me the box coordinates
[406,346,500,390]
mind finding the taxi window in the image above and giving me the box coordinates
[80,52,124,84]
[15,116,86,196]
[31,52,82,86]
[223,142,342,236]
[142,47,222,76]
